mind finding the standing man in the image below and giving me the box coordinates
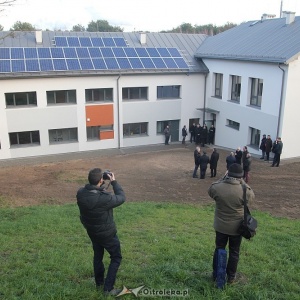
[235,147,243,165]
[193,146,201,178]
[210,148,220,178]
[164,125,171,145]
[189,123,196,143]
[271,137,283,167]
[208,163,255,284]
[243,153,252,183]
[265,135,273,162]
[201,124,208,147]
[77,168,126,296]
[208,124,216,145]
[199,150,210,179]
[226,152,236,170]
[181,125,188,145]
[195,124,202,145]
[259,134,267,159]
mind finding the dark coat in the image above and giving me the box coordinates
[182,127,187,137]
[210,151,219,169]
[235,150,242,164]
[199,153,210,169]
[77,181,126,239]
[260,137,267,151]
[195,126,202,144]
[243,157,252,172]
[272,141,283,154]
[265,138,273,152]
[194,149,201,165]
[226,155,236,169]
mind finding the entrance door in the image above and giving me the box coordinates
[169,120,180,142]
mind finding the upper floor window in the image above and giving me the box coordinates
[123,122,148,137]
[85,88,113,102]
[5,92,37,107]
[230,75,241,101]
[250,78,263,107]
[226,119,240,130]
[122,87,147,101]
[250,127,261,147]
[157,85,180,99]
[49,128,78,143]
[47,90,76,104]
[9,131,40,147]
[214,73,223,98]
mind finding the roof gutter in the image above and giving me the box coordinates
[116,74,121,149]
[277,64,286,138]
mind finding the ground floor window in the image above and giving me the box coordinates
[157,120,170,134]
[226,119,240,130]
[123,122,148,137]
[9,131,40,147]
[49,128,78,143]
[250,127,260,147]
[87,125,113,140]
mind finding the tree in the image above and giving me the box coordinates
[87,20,123,32]
[10,21,35,31]
[72,24,85,32]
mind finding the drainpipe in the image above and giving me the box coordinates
[203,73,208,125]
[277,64,286,138]
[117,75,121,149]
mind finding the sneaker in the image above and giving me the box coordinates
[104,288,122,296]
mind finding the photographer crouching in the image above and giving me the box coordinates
[76,168,126,296]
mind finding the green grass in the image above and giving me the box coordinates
[0,202,299,299]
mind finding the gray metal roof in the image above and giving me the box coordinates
[0,31,208,78]
[195,16,300,64]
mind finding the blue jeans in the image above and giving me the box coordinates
[90,234,122,291]
[213,231,242,280]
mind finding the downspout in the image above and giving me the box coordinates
[117,75,121,149]
[277,64,286,138]
[203,73,208,125]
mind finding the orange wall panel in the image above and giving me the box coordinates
[99,131,114,140]
[86,104,114,126]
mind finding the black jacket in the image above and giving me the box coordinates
[199,154,210,169]
[77,181,126,239]
[210,151,219,169]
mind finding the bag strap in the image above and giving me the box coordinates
[242,182,251,222]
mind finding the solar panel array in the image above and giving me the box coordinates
[0,36,189,73]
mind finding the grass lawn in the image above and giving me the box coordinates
[0,202,299,299]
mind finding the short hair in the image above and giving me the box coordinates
[88,168,102,185]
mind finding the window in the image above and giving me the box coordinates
[49,128,78,143]
[157,85,180,99]
[85,88,113,102]
[47,90,76,104]
[250,127,261,147]
[226,119,240,130]
[87,125,113,140]
[157,121,170,134]
[122,87,147,100]
[250,78,263,107]
[9,131,40,146]
[123,123,148,137]
[214,73,223,98]
[230,75,241,101]
[5,92,37,107]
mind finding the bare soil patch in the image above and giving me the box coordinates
[0,146,299,219]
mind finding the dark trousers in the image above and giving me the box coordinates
[200,167,207,179]
[165,136,170,145]
[213,231,242,280]
[90,234,122,292]
[193,164,199,177]
[190,133,195,143]
[210,168,217,177]
[182,136,186,144]
[265,151,270,161]
[272,153,281,166]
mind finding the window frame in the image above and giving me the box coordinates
[157,85,181,99]
[5,92,37,107]
[250,127,261,148]
[156,120,171,134]
[122,87,148,101]
[47,90,77,105]
[214,73,223,98]
[226,119,240,130]
[250,78,263,107]
[85,88,113,102]
[230,75,241,102]
[48,128,78,144]
[9,130,40,147]
[86,125,114,140]
[123,122,148,137]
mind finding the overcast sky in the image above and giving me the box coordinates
[0,0,298,31]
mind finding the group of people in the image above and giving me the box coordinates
[189,123,215,146]
[259,135,284,167]
[193,147,220,179]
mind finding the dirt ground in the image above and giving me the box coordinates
[0,144,299,219]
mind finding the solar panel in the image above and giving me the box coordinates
[124,48,138,57]
[135,48,149,57]
[128,58,144,69]
[116,57,131,69]
[67,37,80,47]
[103,37,115,47]
[24,48,38,59]
[114,37,127,47]
[11,48,24,59]
[91,37,104,47]
[88,48,102,58]
[12,60,25,72]
[63,48,77,58]
[25,59,40,71]
[0,60,11,72]
[174,57,189,68]
[51,48,64,58]
[76,48,90,58]
[112,48,126,57]
[55,37,68,47]
[38,48,51,58]
[152,58,167,68]
[53,59,67,70]
[157,48,171,57]
[168,48,181,57]
[101,48,114,58]
[40,59,53,71]
[92,58,107,69]
[0,48,10,59]
[146,48,160,57]
[79,59,94,70]
[66,59,81,70]
[104,58,119,69]
[79,37,92,47]
[163,58,178,68]
[140,58,155,68]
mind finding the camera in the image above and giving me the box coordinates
[102,170,112,180]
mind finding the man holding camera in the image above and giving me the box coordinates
[77,168,126,296]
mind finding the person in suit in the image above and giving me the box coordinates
[235,147,243,165]
[271,137,283,167]
[181,125,188,145]
[199,150,210,179]
[265,135,273,162]
[210,148,220,178]
[259,134,267,159]
[192,146,201,178]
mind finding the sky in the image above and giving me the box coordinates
[0,0,299,32]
